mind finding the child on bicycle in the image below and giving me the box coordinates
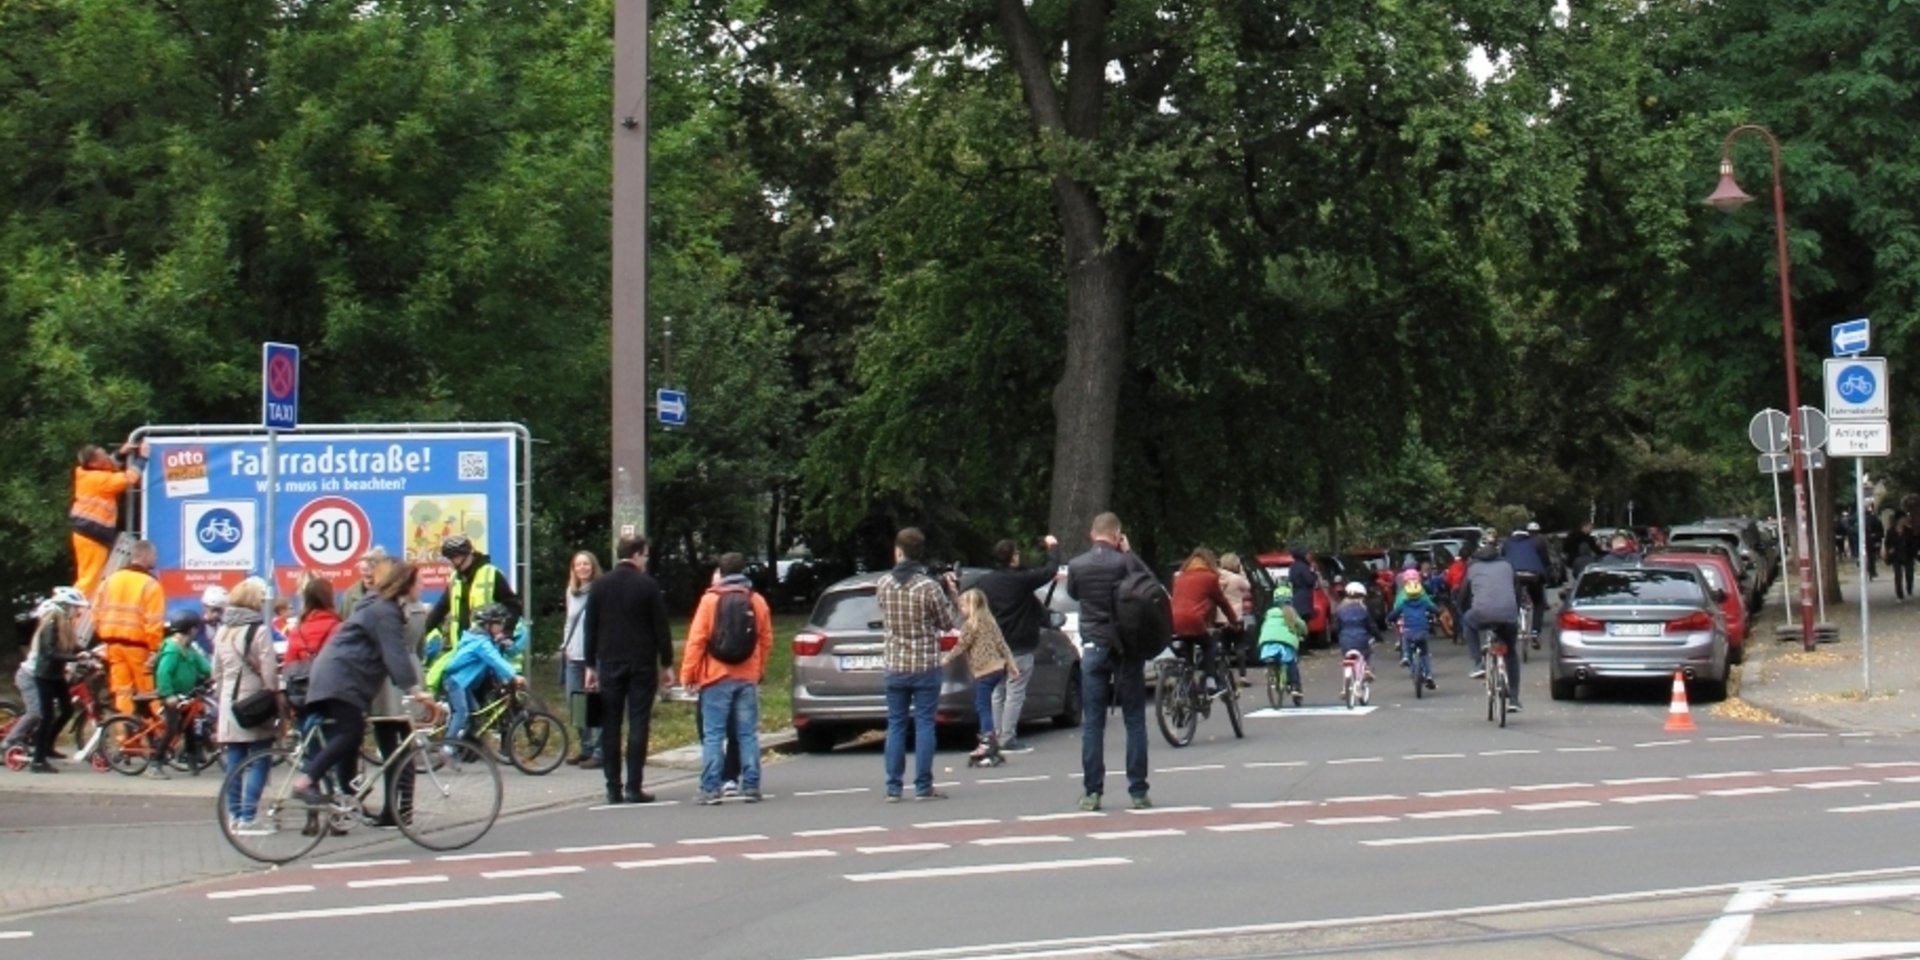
[1334,581,1384,680]
[1387,579,1441,690]
[1257,582,1307,704]
[440,604,524,748]
[152,610,213,778]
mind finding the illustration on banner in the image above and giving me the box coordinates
[405,495,489,564]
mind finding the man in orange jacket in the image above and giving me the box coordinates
[95,541,165,716]
[680,553,773,805]
[72,439,147,595]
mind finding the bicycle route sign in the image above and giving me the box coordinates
[180,500,258,571]
[1824,357,1887,421]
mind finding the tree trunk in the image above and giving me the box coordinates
[1047,242,1131,554]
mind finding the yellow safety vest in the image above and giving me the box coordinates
[446,563,499,633]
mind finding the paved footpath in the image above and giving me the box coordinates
[1737,559,1920,733]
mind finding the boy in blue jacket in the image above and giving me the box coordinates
[1388,580,1442,689]
[443,604,524,745]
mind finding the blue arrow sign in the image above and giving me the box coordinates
[657,388,687,427]
[1832,318,1870,357]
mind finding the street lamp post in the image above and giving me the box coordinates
[1704,124,1817,651]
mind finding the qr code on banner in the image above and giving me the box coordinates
[458,451,488,482]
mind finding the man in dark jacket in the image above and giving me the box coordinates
[1067,513,1155,811]
[1287,545,1318,627]
[584,536,675,805]
[978,535,1060,751]
[1458,543,1524,709]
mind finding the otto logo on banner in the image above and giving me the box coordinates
[162,446,210,498]
[181,501,256,570]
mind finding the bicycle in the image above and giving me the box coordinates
[1155,632,1244,747]
[97,686,219,776]
[432,682,570,775]
[1516,603,1532,663]
[1482,626,1511,727]
[1262,647,1302,709]
[6,657,114,772]
[1405,632,1433,699]
[1340,650,1371,709]
[218,703,502,864]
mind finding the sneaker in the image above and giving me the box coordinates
[1131,794,1153,810]
[1509,700,1523,712]
[1291,690,1303,706]
[1079,793,1102,812]
[696,792,722,806]
[146,764,171,781]
[578,755,602,770]
[721,780,741,797]
[1399,657,1409,667]
[998,739,1030,753]
[884,792,903,803]
[623,790,656,804]
[292,786,331,807]
[27,761,57,774]
[233,819,273,837]
[1469,669,1487,680]
[743,790,763,803]
[1424,676,1437,690]
[914,789,948,801]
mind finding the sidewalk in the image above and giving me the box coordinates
[1736,560,1920,734]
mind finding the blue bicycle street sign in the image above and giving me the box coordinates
[1824,357,1888,422]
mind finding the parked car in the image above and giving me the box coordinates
[1645,547,1749,661]
[1426,526,1486,557]
[788,570,1083,752]
[1667,524,1765,611]
[1549,565,1731,703]
[1699,516,1777,584]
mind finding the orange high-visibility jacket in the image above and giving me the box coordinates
[95,567,164,649]
[71,466,134,546]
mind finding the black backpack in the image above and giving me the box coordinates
[705,586,758,665]
[1111,566,1172,661]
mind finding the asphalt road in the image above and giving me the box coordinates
[10,638,1920,960]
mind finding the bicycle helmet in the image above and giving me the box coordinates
[473,603,512,627]
[201,584,229,608]
[168,610,203,636]
[49,585,89,609]
[440,534,473,559]
[1404,580,1425,598]
[1344,581,1366,598]
[1526,521,1541,532]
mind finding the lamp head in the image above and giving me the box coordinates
[1704,158,1755,212]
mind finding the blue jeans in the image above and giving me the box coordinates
[1080,643,1149,799]
[223,740,271,822]
[972,672,1006,738]
[883,668,941,796]
[445,679,474,741]
[699,679,760,794]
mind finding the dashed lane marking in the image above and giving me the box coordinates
[1406,808,1499,820]
[845,857,1130,883]
[856,843,951,854]
[1775,733,1829,739]
[207,885,316,900]
[1308,815,1398,826]
[615,855,718,869]
[1634,740,1690,748]
[1155,764,1225,774]
[0,932,30,940]
[1128,805,1210,815]
[1327,757,1384,765]
[1774,765,1849,774]
[1558,746,1616,753]
[1020,812,1104,822]
[1405,753,1467,760]
[914,819,1000,829]
[1089,829,1184,841]
[1513,782,1590,792]
[228,891,561,924]
[1480,749,1540,756]
[347,875,448,889]
[1611,794,1696,804]
[1795,780,1878,790]
[1707,735,1765,743]
[1705,787,1787,797]
[1231,800,1314,809]
[1688,771,1760,780]
[679,834,770,846]
[1858,762,1920,769]
[1244,761,1307,768]
[437,851,530,862]
[972,835,1074,847]
[795,826,888,837]
[792,788,870,797]
[589,800,681,811]
[1328,794,1404,803]
[1361,825,1631,847]
[744,849,839,861]
[1830,800,1920,814]
[556,841,654,854]
[1207,822,1291,833]
[1603,776,1679,786]
[1513,800,1600,812]
[976,775,1051,784]
[311,859,410,870]
[482,866,586,879]
[1421,788,1500,798]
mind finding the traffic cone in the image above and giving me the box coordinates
[1664,670,1697,733]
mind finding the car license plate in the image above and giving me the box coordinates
[1609,622,1662,637]
[838,655,885,671]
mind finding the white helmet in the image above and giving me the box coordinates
[1344,581,1366,598]
[202,585,229,608]
[49,585,90,609]
[1526,521,1541,532]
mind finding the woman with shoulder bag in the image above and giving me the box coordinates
[212,578,286,831]
[561,550,603,767]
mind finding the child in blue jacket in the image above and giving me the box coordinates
[442,604,523,744]
[1388,580,1442,689]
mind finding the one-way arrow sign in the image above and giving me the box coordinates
[1832,318,1870,357]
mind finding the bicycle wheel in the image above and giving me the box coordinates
[99,716,150,776]
[1413,661,1424,699]
[217,748,327,864]
[1223,675,1244,739]
[503,709,570,776]
[396,740,503,851]
[1155,666,1197,748]
[1265,665,1282,709]
[1344,671,1355,710]
[1495,655,1509,728]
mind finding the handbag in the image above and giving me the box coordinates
[229,625,279,729]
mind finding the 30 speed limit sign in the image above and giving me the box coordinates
[289,496,373,568]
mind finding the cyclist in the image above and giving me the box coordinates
[423,535,522,657]
[11,588,90,767]
[440,603,525,749]
[1257,581,1307,704]
[1333,581,1385,681]
[1387,578,1440,690]
[1170,547,1240,694]
[151,610,213,778]
[1503,523,1550,648]
[1458,541,1523,710]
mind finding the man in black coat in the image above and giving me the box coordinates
[977,535,1060,750]
[584,536,675,805]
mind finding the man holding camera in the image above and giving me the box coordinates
[976,535,1060,751]
[876,527,959,801]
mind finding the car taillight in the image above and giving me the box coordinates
[1665,612,1714,633]
[1559,611,1604,631]
[793,631,826,656]
[938,630,959,652]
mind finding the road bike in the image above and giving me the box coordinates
[1155,633,1244,747]
[218,703,502,864]
[1340,650,1371,709]
[1482,626,1512,728]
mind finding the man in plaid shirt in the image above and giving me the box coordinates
[876,527,959,801]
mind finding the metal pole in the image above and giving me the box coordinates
[263,432,279,614]
[1771,467,1794,627]
[1808,450,1828,625]
[1858,457,1871,693]
[610,0,650,552]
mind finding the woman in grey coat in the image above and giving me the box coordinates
[291,561,435,805]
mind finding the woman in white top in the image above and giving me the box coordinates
[561,550,603,767]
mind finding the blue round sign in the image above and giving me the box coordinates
[195,508,244,554]
[1836,364,1879,404]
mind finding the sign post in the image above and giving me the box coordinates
[1750,409,1794,629]
[261,343,300,612]
[1824,350,1890,694]
[1795,405,1835,635]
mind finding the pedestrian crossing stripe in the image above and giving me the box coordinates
[1244,706,1379,718]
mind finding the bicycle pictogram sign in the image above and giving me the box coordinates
[1836,365,1877,404]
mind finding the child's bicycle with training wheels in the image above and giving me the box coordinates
[1482,626,1512,727]
[217,701,503,864]
[1340,650,1371,709]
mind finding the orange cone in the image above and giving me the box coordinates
[1664,670,1696,732]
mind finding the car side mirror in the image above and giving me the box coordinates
[1048,611,1067,629]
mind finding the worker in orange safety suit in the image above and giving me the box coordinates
[94,540,165,716]
[72,439,147,596]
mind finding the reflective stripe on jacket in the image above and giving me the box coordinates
[447,564,498,634]
[95,568,165,649]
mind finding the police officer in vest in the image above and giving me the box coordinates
[423,535,522,654]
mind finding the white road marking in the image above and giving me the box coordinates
[745,849,839,861]
[0,932,29,940]
[1327,757,1384,765]
[1404,753,1466,760]
[1558,746,1616,753]
[1244,706,1377,718]
[1308,816,1398,826]
[1244,761,1308,769]
[1741,942,1920,959]
[556,841,655,854]
[588,800,680,810]
[1604,776,1680,786]
[1327,794,1403,803]
[311,859,410,870]
[1706,787,1788,797]
[914,819,1000,829]
[1774,765,1849,774]
[1513,782,1590,792]
[1207,822,1291,833]
[347,875,449,889]
[1680,886,1777,960]
[1830,800,1920,814]
[1020,812,1105,822]
[1706,735,1764,743]
[1634,740,1691,748]
[1513,800,1601,812]
[679,834,770,846]
[1775,732,1828,739]
[1154,764,1224,774]
[1406,808,1499,820]
[846,858,1129,883]
[207,885,317,900]
[1689,771,1760,780]
[1795,780,1877,790]
[437,850,531,862]
[973,835,1073,847]
[1612,794,1696,804]
[482,866,586,880]
[796,826,888,837]
[229,891,560,924]
[793,787,870,797]
[1480,749,1540,756]
[1089,829,1184,840]
[1885,776,1920,784]
[976,775,1051,785]
[1775,883,1920,905]
[1127,805,1209,815]
[1837,732,1878,738]
[1858,762,1920,769]
[857,843,951,854]
[615,856,718,869]
[1231,800,1313,809]
[1362,825,1631,847]
[1421,788,1499,798]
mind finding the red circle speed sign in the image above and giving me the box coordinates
[289,496,372,569]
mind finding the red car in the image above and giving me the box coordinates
[1646,550,1748,661]
[1258,550,1331,645]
